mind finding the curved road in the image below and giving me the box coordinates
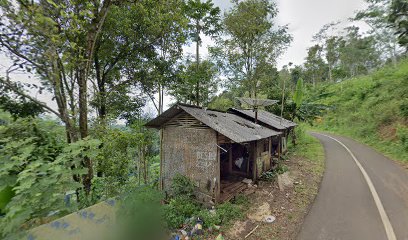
[298,133,408,240]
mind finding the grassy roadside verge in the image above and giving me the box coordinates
[284,124,326,237]
[311,125,408,167]
[289,125,325,173]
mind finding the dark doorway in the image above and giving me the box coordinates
[231,143,250,175]
[219,143,250,202]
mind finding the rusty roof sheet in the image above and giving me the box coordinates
[145,104,280,143]
[228,108,297,130]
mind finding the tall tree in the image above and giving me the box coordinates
[354,0,402,65]
[131,0,188,115]
[304,44,327,86]
[389,0,408,51]
[184,0,221,105]
[211,0,292,99]
[169,59,218,105]
[91,1,163,123]
[338,27,380,77]
[0,0,115,193]
[325,36,342,82]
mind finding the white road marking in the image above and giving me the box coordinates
[314,133,397,240]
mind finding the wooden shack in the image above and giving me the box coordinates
[228,108,297,154]
[145,104,281,203]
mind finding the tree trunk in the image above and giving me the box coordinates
[391,44,397,67]
[195,21,200,106]
[312,73,316,87]
[138,146,142,185]
[158,84,162,115]
[78,69,88,139]
[78,0,112,194]
[280,76,286,125]
[78,68,93,194]
[328,65,333,82]
[51,52,78,143]
[94,49,107,122]
[142,145,147,184]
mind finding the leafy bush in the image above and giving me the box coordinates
[400,100,408,118]
[397,126,408,151]
[162,175,248,231]
[231,194,249,206]
[260,164,288,182]
[0,186,14,214]
[0,118,100,238]
[163,196,246,230]
[163,196,200,229]
[170,174,196,199]
[196,209,221,228]
[163,174,199,229]
[90,123,159,202]
[216,202,244,225]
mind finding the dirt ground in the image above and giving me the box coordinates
[223,154,325,240]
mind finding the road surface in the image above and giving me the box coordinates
[298,133,408,240]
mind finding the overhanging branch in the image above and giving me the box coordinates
[0,77,62,119]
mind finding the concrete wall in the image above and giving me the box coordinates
[162,125,219,203]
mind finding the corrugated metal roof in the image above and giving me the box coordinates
[145,104,280,143]
[144,105,184,128]
[228,108,297,130]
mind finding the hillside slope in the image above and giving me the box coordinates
[309,60,408,163]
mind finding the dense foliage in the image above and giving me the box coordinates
[309,60,408,162]
[389,0,408,50]
[0,116,99,237]
[0,113,158,238]
[162,175,246,230]
[211,0,291,99]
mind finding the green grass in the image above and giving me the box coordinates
[288,123,325,210]
[288,123,325,174]
[308,59,408,163]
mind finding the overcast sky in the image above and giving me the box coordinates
[0,0,369,115]
[186,0,368,68]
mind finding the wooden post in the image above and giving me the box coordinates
[252,142,257,181]
[229,143,233,174]
[216,139,220,204]
[159,128,164,190]
[268,137,272,170]
[280,73,286,125]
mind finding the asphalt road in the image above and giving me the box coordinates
[297,133,408,240]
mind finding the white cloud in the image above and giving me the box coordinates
[212,0,368,68]
[275,0,368,68]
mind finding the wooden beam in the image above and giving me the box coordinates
[252,142,257,181]
[216,137,220,204]
[159,128,164,191]
[229,144,233,174]
[269,137,272,170]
